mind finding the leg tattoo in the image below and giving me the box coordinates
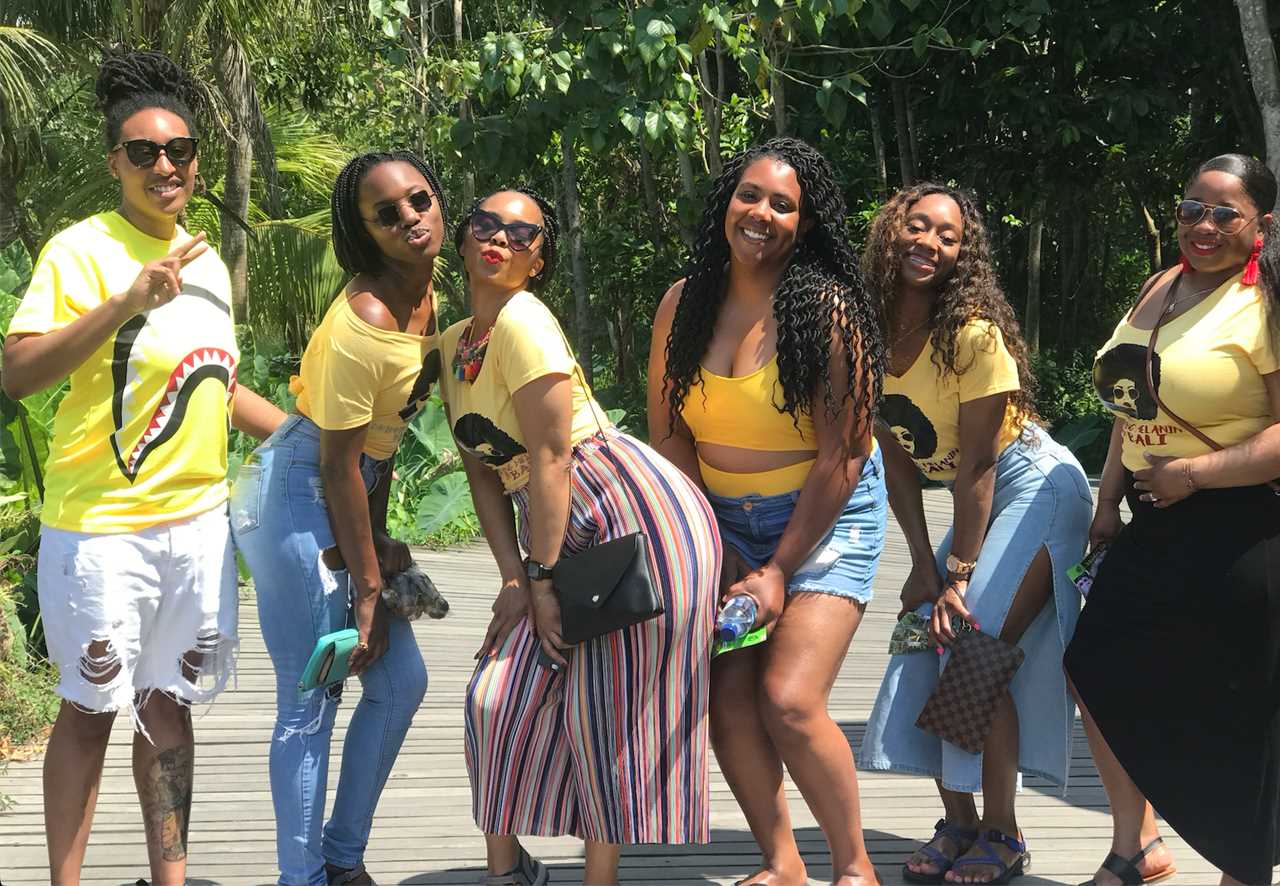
[139,745,194,862]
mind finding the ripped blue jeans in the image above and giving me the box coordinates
[230,415,427,886]
[704,447,886,603]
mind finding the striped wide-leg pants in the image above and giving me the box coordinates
[464,430,721,844]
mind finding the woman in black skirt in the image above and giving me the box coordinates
[1066,153,1280,886]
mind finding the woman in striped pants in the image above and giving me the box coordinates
[439,186,722,885]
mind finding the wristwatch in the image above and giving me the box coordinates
[945,553,977,577]
[524,557,554,582]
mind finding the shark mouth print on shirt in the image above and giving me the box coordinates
[109,284,237,482]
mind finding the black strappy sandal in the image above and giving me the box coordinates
[1078,837,1176,885]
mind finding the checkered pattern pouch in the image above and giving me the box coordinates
[914,627,1025,755]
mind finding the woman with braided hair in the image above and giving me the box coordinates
[1,50,283,883]
[857,184,1090,884]
[648,136,887,885]
[229,150,445,884]
[442,188,720,885]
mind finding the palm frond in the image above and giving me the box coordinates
[262,106,351,201]
[245,220,346,352]
[0,27,61,144]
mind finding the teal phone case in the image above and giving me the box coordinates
[297,628,359,697]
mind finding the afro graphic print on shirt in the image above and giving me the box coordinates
[1093,343,1161,421]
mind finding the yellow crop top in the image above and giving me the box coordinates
[438,291,607,493]
[882,320,1023,482]
[292,294,441,460]
[1093,272,1279,473]
[680,355,817,450]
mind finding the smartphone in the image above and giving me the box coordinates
[1067,545,1108,597]
[535,646,564,673]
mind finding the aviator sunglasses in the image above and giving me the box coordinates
[1175,198,1258,233]
[364,189,435,228]
[469,209,543,252]
[112,137,199,168]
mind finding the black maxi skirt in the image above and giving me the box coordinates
[1064,474,1280,883]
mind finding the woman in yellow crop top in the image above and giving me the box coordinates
[228,151,446,885]
[1065,154,1280,886]
[857,184,1091,884]
[648,137,887,886]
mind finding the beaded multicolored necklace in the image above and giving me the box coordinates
[452,322,493,383]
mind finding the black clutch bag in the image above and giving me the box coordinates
[552,532,662,645]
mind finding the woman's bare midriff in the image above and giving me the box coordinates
[696,440,817,475]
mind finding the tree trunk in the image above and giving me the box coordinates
[696,43,723,178]
[768,30,787,136]
[904,83,921,179]
[454,0,475,207]
[1124,180,1163,273]
[677,149,697,248]
[1229,48,1267,157]
[636,139,665,246]
[212,35,253,317]
[0,94,26,254]
[1237,0,1280,198]
[560,132,592,386]
[1025,197,1045,355]
[1190,85,1212,153]
[890,78,916,185]
[249,90,282,219]
[867,88,889,196]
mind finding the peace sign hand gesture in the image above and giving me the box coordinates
[118,232,208,316]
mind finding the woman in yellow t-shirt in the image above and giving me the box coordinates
[1066,154,1280,886]
[443,187,720,886]
[229,151,445,885]
[0,52,283,885]
[648,137,887,886]
[857,184,1091,884]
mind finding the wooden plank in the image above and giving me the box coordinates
[0,490,1235,884]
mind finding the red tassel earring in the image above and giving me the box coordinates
[1180,255,1193,272]
[1243,236,1264,286]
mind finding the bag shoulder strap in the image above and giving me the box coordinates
[1146,272,1225,453]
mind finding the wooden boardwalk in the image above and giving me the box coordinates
[0,490,1232,885]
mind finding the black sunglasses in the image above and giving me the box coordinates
[469,209,543,252]
[112,137,199,168]
[364,189,435,228]
[1175,199,1257,233]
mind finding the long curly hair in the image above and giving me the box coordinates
[663,137,885,441]
[863,182,1038,426]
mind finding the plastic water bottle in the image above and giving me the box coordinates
[717,595,758,644]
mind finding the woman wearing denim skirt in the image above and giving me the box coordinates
[857,184,1091,885]
[648,137,888,886]
[230,151,447,885]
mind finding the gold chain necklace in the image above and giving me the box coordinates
[890,319,929,348]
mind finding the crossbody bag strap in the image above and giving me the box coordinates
[1146,272,1280,495]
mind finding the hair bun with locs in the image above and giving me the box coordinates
[95,49,200,150]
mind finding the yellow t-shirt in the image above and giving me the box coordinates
[438,290,607,492]
[292,294,441,460]
[1093,272,1279,472]
[8,212,239,533]
[881,319,1023,481]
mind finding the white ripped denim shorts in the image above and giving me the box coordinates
[36,504,239,730]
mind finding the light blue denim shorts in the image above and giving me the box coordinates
[704,447,886,603]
